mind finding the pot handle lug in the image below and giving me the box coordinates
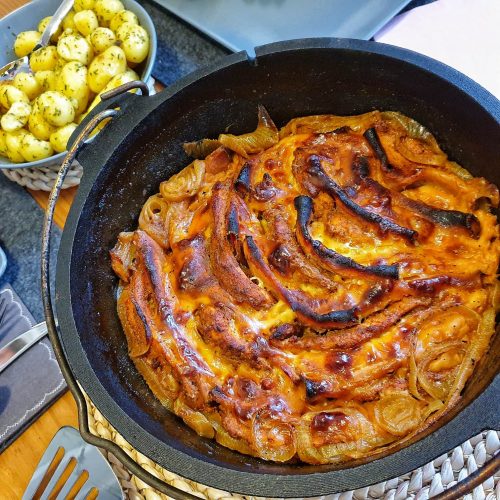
[41,107,202,500]
[66,80,150,152]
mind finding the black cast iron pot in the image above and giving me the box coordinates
[44,38,500,498]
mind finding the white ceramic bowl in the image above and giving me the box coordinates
[0,0,157,170]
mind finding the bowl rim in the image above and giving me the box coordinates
[0,0,157,170]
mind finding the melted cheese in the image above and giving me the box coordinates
[112,110,499,465]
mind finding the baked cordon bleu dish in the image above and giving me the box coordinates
[110,108,500,464]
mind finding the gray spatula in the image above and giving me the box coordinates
[23,426,123,499]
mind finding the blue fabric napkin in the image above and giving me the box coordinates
[0,284,66,453]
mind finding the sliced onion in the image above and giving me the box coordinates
[110,231,135,282]
[212,421,254,456]
[296,407,376,464]
[174,397,215,438]
[160,160,205,201]
[408,351,423,400]
[374,392,422,436]
[445,161,473,180]
[183,138,222,159]
[417,341,467,400]
[218,105,278,158]
[279,111,380,137]
[417,305,480,348]
[251,410,296,462]
[138,194,171,248]
[168,200,193,245]
[382,111,447,166]
[444,307,496,404]
[421,399,444,422]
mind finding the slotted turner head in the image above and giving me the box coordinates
[23,426,123,499]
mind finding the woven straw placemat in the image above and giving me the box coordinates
[2,161,83,191]
[83,394,500,500]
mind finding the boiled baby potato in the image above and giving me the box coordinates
[88,45,127,93]
[93,0,124,27]
[13,72,41,101]
[84,67,139,117]
[88,27,116,54]
[50,123,78,153]
[30,45,58,72]
[0,85,29,112]
[14,31,40,58]
[34,70,57,92]
[74,10,99,37]
[57,61,90,115]
[5,129,29,162]
[20,132,53,162]
[0,130,9,157]
[116,23,149,64]
[38,91,76,127]
[38,16,63,42]
[29,98,57,140]
[74,0,95,12]
[1,101,32,132]
[62,11,77,31]
[110,10,138,32]
[57,29,93,65]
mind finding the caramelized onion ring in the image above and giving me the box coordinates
[374,392,422,436]
[417,341,467,400]
[251,409,297,462]
[219,105,278,158]
[160,160,205,201]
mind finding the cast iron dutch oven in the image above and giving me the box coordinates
[48,38,500,498]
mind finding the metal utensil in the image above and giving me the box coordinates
[0,321,47,374]
[23,426,123,499]
[0,0,74,81]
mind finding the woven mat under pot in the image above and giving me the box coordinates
[2,161,83,191]
[83,394,500,500]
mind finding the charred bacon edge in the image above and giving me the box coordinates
[363,127,390,170]
[131,297,153,347]
[134,231,213,377]
[362,129,480,236]
[210,183,272,309]
[243,235,358,328]
[264,207,341,291]
[307,155,417,241]
[294,195,399,279]
[403,197,480,237]
[235,162,252,194]
[303,358,402,402]
[351,154,480,237]
[274,296,432,352]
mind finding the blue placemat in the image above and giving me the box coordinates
[0,173,65,450]
[0,174,59,322]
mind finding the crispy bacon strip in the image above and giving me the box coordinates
[352,149,480,236]
[210,182,273,309]
[307,155,417,241]
[243,235,395,329]
[294,195,399,279]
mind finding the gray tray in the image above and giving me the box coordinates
[151,0,412,54]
